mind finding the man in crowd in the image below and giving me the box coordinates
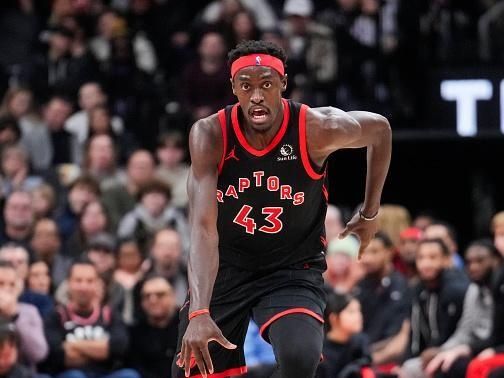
[353,232,410,365]
[425,239,500,377]
[42,259,139,378]
[128,275,178,378]
[400,238,468,377]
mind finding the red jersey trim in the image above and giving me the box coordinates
[299,105,324,180]
[188,366,248,378]
[259,308,324,337]
[217,109,227,174]
[231,99,290,157]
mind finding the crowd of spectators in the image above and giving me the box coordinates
[0,0,503,377]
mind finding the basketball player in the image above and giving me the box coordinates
[174,40,392,378]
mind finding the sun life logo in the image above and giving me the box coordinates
[255,56,262,65]
[277,144,297,161]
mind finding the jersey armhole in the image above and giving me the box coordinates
[217,109,227,175]
[299,104,324,180]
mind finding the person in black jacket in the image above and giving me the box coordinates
[40,259,139,378]
[127,274,178,378]
[317,292,372,378]
[400,238,468,378]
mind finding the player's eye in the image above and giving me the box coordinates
[263,82,272,89]
[241,83,250,91]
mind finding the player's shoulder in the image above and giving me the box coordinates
[190,113,222,143]
[189,113,223,161]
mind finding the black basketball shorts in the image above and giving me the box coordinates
[174,259,327,378]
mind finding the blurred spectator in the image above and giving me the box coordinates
[114,239,144,291]
[180,31,234,122]
[0,145,43,198]
[425,239,499,378]
[141,228,188,307]
[42,260,139,378]
[281,0,337,105]
[127,275,178,378]
[353,232,410,365]
[0,117,21,149]
[20,95,77,171]
[27,25,96,101]
[0,243,54,317]
[397,227,423,285]
[0,319,32,378]
[478,2,504,63]
[401,238,468,378]
[64,82,124,164]
[317,292,372,378]
[0,87,38,125]
[377,204,411,249]
[90,10,157,76]
[491,211,504,256]
[82,134,122,190]
[55,175,100,242]
[201,0,278,32]
[0,191,35,248]
[225,10,261,48]
[0,260,48,370]
[325,204,344,242]
[102,150,155,230]
[31,184,57,220]
[117,179,189,254]
[412,212,436,232]
[27,260,52,296]
[66,200,110,259]
[424,221,464,269]
[324,235,363,293]
[155,131,189,209]
[30,218,72,287]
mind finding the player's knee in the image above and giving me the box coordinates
[276,341,320,376]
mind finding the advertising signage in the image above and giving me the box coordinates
[428,69,504,138]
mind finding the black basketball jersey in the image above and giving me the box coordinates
[216,99,328,271]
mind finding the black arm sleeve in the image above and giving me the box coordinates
[107,311,130,360]
[40,310,66,373]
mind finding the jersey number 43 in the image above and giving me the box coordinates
[233,205,283,234]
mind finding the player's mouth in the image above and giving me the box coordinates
[249,107,270,124]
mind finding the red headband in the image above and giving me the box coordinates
[231,54,285,78]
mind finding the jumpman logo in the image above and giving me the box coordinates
[225,146,240,161]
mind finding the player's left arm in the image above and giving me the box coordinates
[306,107,392,256]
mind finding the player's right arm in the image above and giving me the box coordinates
[179,116,236,378]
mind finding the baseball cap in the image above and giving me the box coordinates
[400,227,423,241]
[283,0,313,17]
[327,234,360,259]
[86,233,116,253]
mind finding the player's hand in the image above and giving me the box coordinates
[478,347,496,360]
[339,212,378,258]
[178,314,236,377]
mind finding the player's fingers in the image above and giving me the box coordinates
[193,348,207,378]
[201,345,214,374]
[213,333,237,350]
[183,343,192,377]
[441,356,454,372]
[425,356,440,375]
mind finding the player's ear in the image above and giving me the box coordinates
[281,74,288,92]
[230,78,236,95]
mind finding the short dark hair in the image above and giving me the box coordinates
[0,260,16,272]
[418,238,450,256]
[466,239,500,258]
[68,257,97,279]
[69,175,101,196]
[137,179,172,202]
[373,231,394,249]
[228,40,287,68]
[324,291,357,332]
[157,131,185,150]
